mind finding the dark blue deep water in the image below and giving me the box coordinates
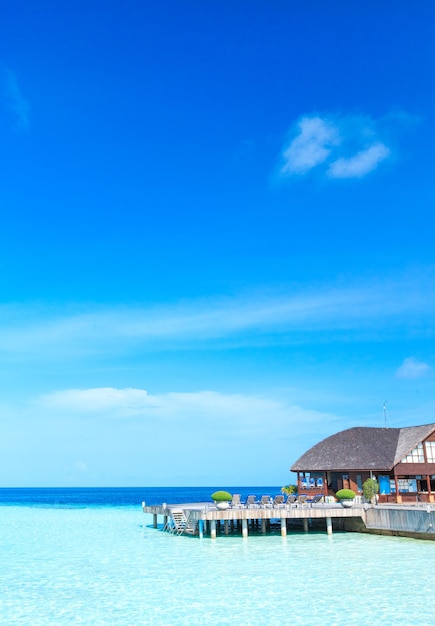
[0,486,281,508]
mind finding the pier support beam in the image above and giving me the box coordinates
[281,518,287,537]
[224,520,229,535]
[198,520,204,539]
[210,520,217,540]
[303,518,309,532]
[326,516,332,535]
[153,513,158,529]
[242,518,248,538]
[261,519,267,533]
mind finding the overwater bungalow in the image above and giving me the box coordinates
[291,423,435,504]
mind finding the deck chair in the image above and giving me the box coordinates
[316,477,324,488]
[246,495,259,508]
[259,495,272,508]
[286,494,297,508]
[272,494,285,507]
[231,493,243,508]
[296,495,308,507]
[309,494,324,505]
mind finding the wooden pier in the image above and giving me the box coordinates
[142,500,367,539]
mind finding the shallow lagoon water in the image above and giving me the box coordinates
[1,496,435,625]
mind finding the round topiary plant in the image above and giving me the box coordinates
[335,488,356,501]
[211,490,233,502]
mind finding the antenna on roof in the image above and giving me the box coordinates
[383,401,388,426]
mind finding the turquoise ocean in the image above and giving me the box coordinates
[1,487,435,625]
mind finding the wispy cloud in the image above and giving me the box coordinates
[1,386,341,486]
[35,386,339,439]
[0,272,434,359]
[396,357,431,380]
[280,116,339,175]
[278,112,392,180]
[2,67,30,131]
[37,387,154,416]
[328,142,390,178]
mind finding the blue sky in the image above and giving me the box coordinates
[1,2,435,487]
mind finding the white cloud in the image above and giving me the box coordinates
[1,386,342,486]
[2,68,29,131]
[37,386,285,420]
[35,386,339,441]
[328,142,390,178]
[278,112,392,180]
[280,116,339,175]
[396,357,431,379]
[37,387,154,415]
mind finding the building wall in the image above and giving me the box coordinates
[328,471,371,495]
[394,462,435,475]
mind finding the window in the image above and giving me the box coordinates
[417,476,428,493]
[300,473,309,488]
[397,478,408,491]
[402,443,424,463]
[425,441,435,463]
[356,474,362,492]
[408,479,417,492]
[397,478,417,492]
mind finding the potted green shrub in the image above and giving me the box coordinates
[211,490,233,509]
[362,478,379,505]
[335,488,356,507]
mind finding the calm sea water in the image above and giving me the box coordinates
[1,488,435,625]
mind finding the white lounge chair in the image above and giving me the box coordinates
[273,495,285,507]
[246,495,259,508]
[259,495,272,508]
[231,494,244,508]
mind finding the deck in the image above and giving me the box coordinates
[142,500,367,538]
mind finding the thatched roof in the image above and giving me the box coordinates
[291,423,435,472]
